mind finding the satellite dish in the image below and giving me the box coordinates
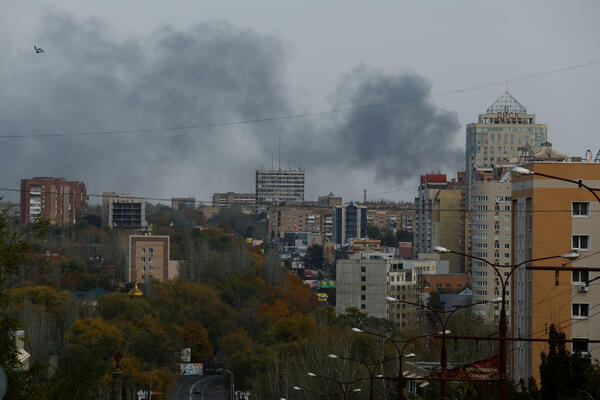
[585,149,593,162]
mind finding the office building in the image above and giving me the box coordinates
[332,203,368,245]
[512,161,600,384]
[127,235,179,283]
[20,177,87,226]
[102,192,148,230]
[255,168,304,204]
[466,91,547,168]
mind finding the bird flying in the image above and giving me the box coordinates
[34,46,44,54]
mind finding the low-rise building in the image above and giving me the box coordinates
[172,197,196,210]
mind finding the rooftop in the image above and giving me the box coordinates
[486,91,527,114]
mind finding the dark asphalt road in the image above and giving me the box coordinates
[172,375,225,400]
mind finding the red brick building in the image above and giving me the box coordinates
[20,177,87,226]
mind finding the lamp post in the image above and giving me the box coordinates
[328,353,394,400]
[305,372,363,400]
[350,329,438,400]
[385,295,502,400]
[433,245,578,400]
[511,166,600,202]
[217,368,235,400]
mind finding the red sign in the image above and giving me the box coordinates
[427,354,499,381]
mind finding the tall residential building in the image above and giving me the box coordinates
[255,169,305,205]
[365,203,415,233]
[469,167,513,321]
[266,205,331,240]
[332,203,367,245]
[102,192,148,230]
[414,174,465,272]
[127,235,179,283]
[466,91,547,169]
[212,192,256,209]
[512,162,600,384]
[336,252,394,318]
[20,177,87,226]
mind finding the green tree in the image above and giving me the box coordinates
[539,324,600,400]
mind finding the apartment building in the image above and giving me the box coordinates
[102,192,148,230]
[511,162,600,383]
[255,169,305,204]
[127,235,179,283]
[212,192,255,209]
[469,167,513,321]
[20,177,87,226]
[365,204,415,233]
[266,205,331,240]
[332,203,368,245]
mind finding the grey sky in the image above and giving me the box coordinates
[1,1,599,204]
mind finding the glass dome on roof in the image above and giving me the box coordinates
[486,91,527,114]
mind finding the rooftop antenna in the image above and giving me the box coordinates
[271,150,274,170]
[505,80,509,93]
[278,136,281,170]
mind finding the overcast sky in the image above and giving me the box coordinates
[1,1,599,204]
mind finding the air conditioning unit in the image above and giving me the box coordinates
[578,285,589,293]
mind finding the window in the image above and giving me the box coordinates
[361,285,366,291]
[149,274,154,280]
[457,283,463,288]
[142,266,146,271]
[445,283,451,289]
[572,270,590,284]
[572,235,590,250]
[572,202,589,217]
[436,283,442,290]
[504,243,510,249]
[361,276,366,282]
[149,248,154,254]
[361,266,366,272]
[141,248,146,254]
[148,257,153,263]
[504,253,510,258]
[141,257,146,262]
[572,303,590,318]
[572,338,590,354]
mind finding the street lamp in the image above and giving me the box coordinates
[217,368,235,400]
[433,246,578,400]
[351,328,444,400]
[385,295,500,400]
[511,166,600,201]
[306,372,364,399]
[328,353,397,400]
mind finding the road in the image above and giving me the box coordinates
[172,375,225,400]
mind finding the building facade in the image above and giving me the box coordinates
[466,91,547,169]
[212,192,256,209]
[332,203,368,245]
[511,162,600,383]
[128,235,178,283]
[255,169,305,204]
[102,192,148,230]
[20,177,87,226]
[469,168,513,321]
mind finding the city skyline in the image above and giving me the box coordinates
[1,1,599,205]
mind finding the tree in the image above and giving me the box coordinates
[539,324,600,400]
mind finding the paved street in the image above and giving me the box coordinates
[172,375,225,400]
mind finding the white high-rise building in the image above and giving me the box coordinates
[255,169,305,205]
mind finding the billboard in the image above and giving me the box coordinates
[179,363,203,376]
[320,280,336,288]
[303,280,321,289]
[426,354,499,381]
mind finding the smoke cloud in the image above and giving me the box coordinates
[0,11,463,204]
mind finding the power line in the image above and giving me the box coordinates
[1,60,599,139]
[4,185,600,214]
